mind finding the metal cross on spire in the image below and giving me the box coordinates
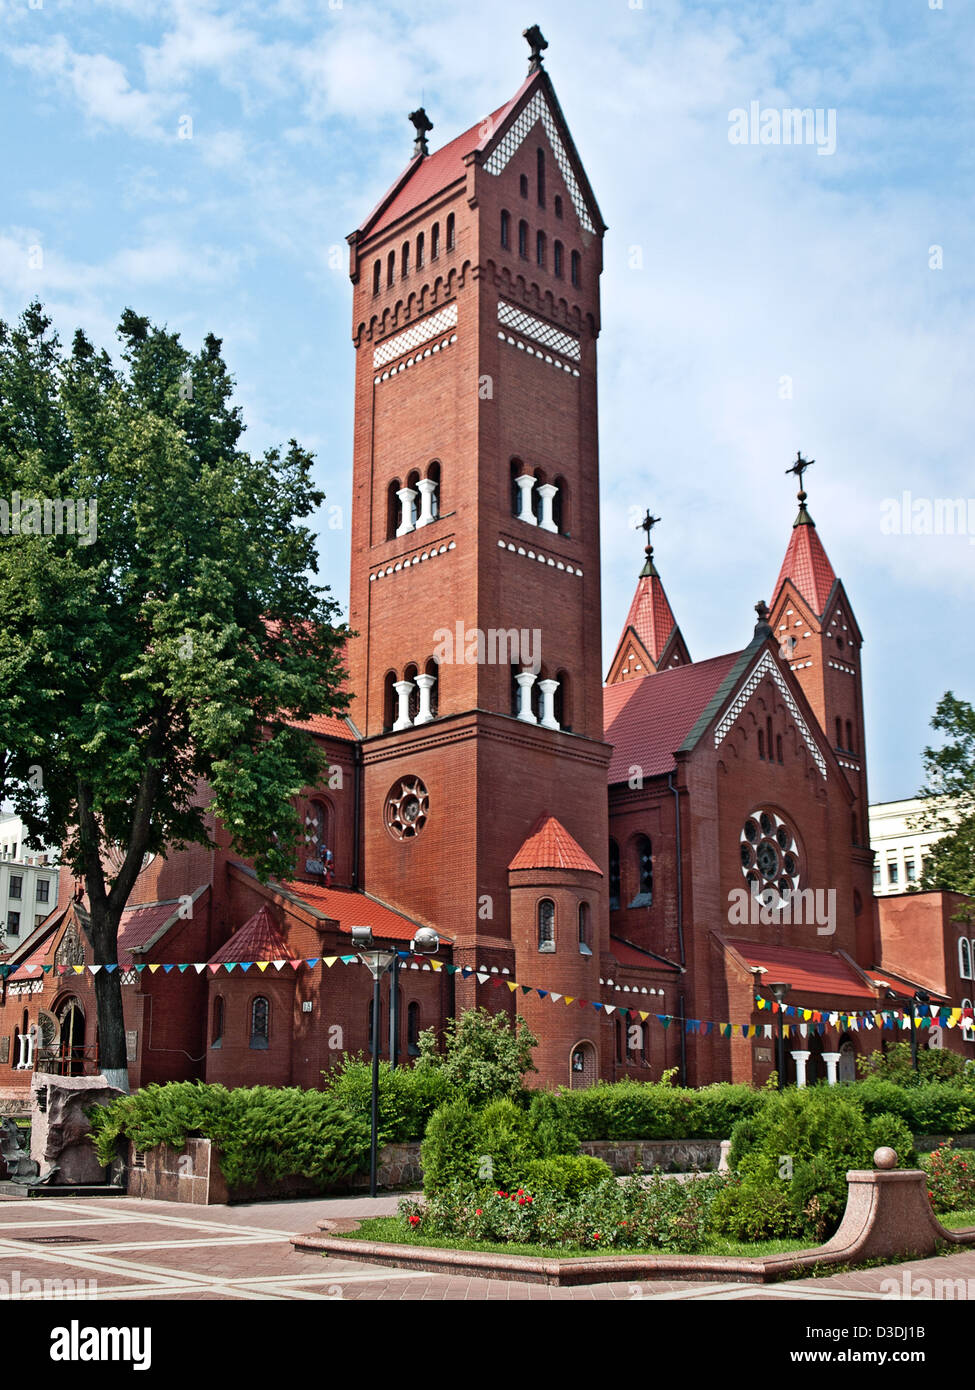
[408,107,433,157]
[523,24,548,73]
[785,451,814,496]
[637,510,661,576]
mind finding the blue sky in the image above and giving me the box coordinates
[0,0,972,803]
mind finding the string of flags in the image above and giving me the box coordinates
[2,952,970,1039]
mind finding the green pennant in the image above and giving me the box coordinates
[520,985,532,994]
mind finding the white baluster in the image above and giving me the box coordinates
[538,677,560,729]
[415,479,437,528]
[515,475,537,525]
[413,673,436,724]
[791,1049,811,1088]
[396,487,417,537]
[393,680,415,731]
[515,671,537,723]
[537,483,558,533]
[821,1051,841,1086]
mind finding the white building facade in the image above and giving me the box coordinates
[868,796,959,896]
[0,813,59,950]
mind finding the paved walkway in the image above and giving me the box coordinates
[0,1193,972,1300]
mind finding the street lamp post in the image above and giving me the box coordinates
[768,981,792,1089]
[352,925,439,1197]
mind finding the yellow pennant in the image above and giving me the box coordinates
[506,981,518,992]
[802,1009,812,1022]
[564,996,575,1006]
[430,960,443,971]
[639,1012,649,1022]
[148,964,161,974]
[323,957,337,968]
[73,965,85,974]
[257,962,269,972]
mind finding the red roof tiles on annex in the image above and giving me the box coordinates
[209,904,292,965]
[508,815,602,874]
[603,650,740,783]
[728,938,877,1001]
[280,881,450,944]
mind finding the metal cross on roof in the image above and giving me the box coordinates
[786,451,814,492]
[523,25,548,73]
[638,510,661,545]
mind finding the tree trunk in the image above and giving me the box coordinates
[89,905,129,1090]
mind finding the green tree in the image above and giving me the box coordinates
[0,303,348,1084]
[912,693,975,896]
[415,1006,538,1106]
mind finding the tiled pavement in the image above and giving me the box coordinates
[0,1193,972,1300]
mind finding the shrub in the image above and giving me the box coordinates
[400,1170,727,1253]
[88,1082,368,1191]
[925,1140,975,1214]
[413,1007,538,1107]
[854,1078,975,1135]
[866,1111,918,1167]
[857,1042,973,1086]
[522,1155,614,1200]
[553,1079,763,1141]
[420,1098,481,1196]
[710,1180,797,1241]
[321,1055,451,1143]
[528,1090,580,1158]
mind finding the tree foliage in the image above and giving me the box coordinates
[0,302,348,1072]
[913,692,975,896]
[414,1007,538,1107]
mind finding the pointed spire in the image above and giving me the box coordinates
[606,513,690,682]
[408,107,433,158]
[772,452,838,616]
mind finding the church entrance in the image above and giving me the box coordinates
[837,1035,856,1084]
[569,1041,597,1089]
[55,998,87,1077]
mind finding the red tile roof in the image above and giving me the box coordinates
[279,882,448,943]
[209,905,290,965]
[286,711,357,742]
[604,650,741,782]
[364,85,530,238]
[727,938,877,1000]
[618,573,677,666]
[117,901,191,964]
[609,937,680,971]
[508,815,602,874]
[772,519,837,618]
[6,941,53,979]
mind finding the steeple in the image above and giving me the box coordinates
[771,453,837,617]
[606,512,691,684]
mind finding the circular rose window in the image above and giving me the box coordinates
[385,775,429,840]
[740,809,800,905]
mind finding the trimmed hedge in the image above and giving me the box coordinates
[89,1082,369,1191]
[321,1057,452,1145]
[554,1080,764,1141]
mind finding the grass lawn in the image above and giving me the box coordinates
[332,1215,810,1261]
[939,1209,975,1229]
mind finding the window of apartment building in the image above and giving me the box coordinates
[36,879,50,902]
[7,911,20,935]
[873,865,881,888]
[887,861,899,886]
[905,859,916,883]
[9,876,22,900]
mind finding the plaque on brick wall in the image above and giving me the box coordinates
[754,1046,772,1063]
[125,1030,138,1062]
[0,1037,8,1065]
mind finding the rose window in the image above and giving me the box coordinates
[739,809,800,905]
[385,776,429,840]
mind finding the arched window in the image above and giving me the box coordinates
[372,259,381,295]
[424,657,439,719]
[386,250,395,287]
[383,670,397,732]
[446,213,455,250]
[555,668,570,731]
[303,800,331,874]
[405,468,421,529]
[431,221,440,259]
[211,996,224,1048]
[615,1017,623,1062]
[426,459,441,518]
[757,729,765,760]
[518,220,528,258]
[401,241,410,277]
[846,720,855,753]
[609,839,621,911]
[416,231,424,268]
[538,898,555,952]
[404,662,419,723]
[851,811,859,845]
[510,662,522,717]
[570,250,580,286]
[961,938,972,981]
[776,733,783,763]
[407,1001,420,1055]
[835,717,843,747]
[552,475,566,532]
[537,147,545,206]
[536,230,546,267]
[631,835,653,907]
[386,478,401,540]
[500,209,510,249]
[519,173,528,198]
[250,996,269,1050]
[510,458,527,518]
[554,240,564,277]
[554,194,563,219]
[766,716,773,753]
[578,902,591,955]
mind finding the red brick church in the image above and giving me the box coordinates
[2,31,970,1105]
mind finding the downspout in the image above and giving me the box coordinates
[352,740,363,891]
[668,769,687,1086]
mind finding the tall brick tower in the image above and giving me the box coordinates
[768,456,878,963]
[345,30,613,1084]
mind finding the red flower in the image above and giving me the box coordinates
[475,1209,482,1216]
[593,1232,601,1240]
[519,1197,526,1205]
[408,1215,420,1226]
[526,1196,533,1204]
